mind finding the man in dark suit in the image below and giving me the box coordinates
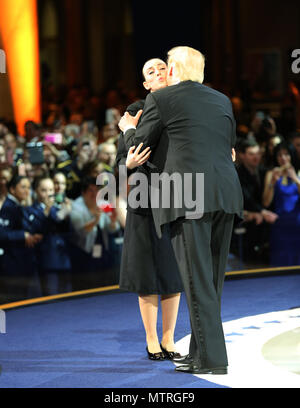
[236,138,278,263]
[119,46,244,375]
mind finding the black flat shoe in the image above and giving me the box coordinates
[172,354,193,365]
[146,347,167,361]
[160,344,182,361]
[175,364,228,375]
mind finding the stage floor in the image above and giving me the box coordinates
[0,273,299,388]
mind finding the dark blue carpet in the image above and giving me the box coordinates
[0,273,299,388]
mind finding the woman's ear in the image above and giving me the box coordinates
[143,81,150,91]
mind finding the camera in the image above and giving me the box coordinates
[26,142,44,165]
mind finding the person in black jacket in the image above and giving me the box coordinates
[116,58,184,361]
[236,138,278,263]
[119,46,244,374]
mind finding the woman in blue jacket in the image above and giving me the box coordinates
[0,175,42,302]
[30,176,72,296]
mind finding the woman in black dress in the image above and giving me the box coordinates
[116,59,184,360]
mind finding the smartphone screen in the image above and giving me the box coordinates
[44,133,63,145]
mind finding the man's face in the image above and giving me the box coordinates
[143,59,168,92]
[241,146,261,168]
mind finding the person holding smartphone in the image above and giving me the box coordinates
[30,176,72,296]
[263,142,300,266]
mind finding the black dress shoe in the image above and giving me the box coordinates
[146,347,167,361]
[175,364,228,375]
[172,354,193,364]
[160,344,182,361]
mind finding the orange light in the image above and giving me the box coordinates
[0,0,41,136]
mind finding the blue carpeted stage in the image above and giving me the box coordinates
[0,273,300,388]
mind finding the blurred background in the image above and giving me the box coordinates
[0,0,300,304]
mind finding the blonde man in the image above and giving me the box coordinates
[119,46,243,375]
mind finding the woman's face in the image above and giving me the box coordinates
[143,59,168,92]
[36,179,55,204]
[277,149,291,167]
[53,173,67,194]
[10,178,31,202]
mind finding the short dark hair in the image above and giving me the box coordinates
[7,175,30,191]
[33,176,53,191]
[236,137,259,154]
[272,141,293,166]
[82,160,105,178]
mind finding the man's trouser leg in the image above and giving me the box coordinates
[211,211,235,308]
[171,211,234,368]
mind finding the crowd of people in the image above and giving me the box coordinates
[0,85,136,303]
[0,79,300,303]
[232,81,300,267]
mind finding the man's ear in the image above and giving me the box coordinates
[168,63,174,77]
[143,81,150,91]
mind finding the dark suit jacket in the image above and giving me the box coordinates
[123,81,244,237]
[237,164,266,212]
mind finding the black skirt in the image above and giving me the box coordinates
[119,210,184,295]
